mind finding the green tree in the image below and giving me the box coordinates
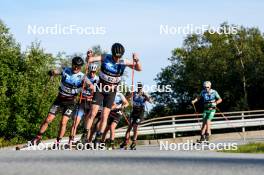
[0,20,59,145]
[150,23,264,117]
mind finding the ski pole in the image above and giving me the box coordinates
[71,59,89,142]
[149,114,159,144]
[122,110,131,126]
[216,107,245,141]
[144,103,158,143]
[131,56,135,108]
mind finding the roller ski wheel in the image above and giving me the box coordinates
[15,143,31,150]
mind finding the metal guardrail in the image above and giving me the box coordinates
[114,110,264,138]
[16,110,264,150]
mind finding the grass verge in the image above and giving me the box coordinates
[222,142,264,153]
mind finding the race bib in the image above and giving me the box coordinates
[133,101,143,107]
[60,83,79,95]
[99,72,121,84]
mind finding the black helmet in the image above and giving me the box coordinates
[137,82,143,88]
[72,56,84,66]
[111,43,125,57]
[125,91,132,97]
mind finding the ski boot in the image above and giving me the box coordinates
[194,134,206,145]
[205,133,210,144]
[106,140,115,150]
[120,140,129,150]
[30,135,42,146]
[92,132,102,149]
[52,137,62,150]
[78,129,90,145]
[130,141,137,150]
[65,136,75,150]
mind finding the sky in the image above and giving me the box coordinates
[1,0,264,89]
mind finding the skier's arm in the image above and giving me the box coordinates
[192,96,201,104]
[84,76,94,92]
[124,53,142,71]
[215,98,222,105]
[121,95,129,108]
[143,93,152,103]
[85,49,103,63]
[112,94,129,110]
[48,69,61,77]
[215,92,222,105]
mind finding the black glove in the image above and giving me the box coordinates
[48,70,54,76]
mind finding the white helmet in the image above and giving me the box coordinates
[203,81,211,88]
[89,64,98,72]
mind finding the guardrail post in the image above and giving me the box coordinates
[172,117,176,138]
[242,112,246,142]
[242,112,245,133]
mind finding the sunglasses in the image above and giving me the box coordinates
[204,86,210,89]
[72,65,82,69]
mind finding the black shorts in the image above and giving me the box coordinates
[107,110,122,125]
[92,90,116,109]
[130,108,144,125]
[49,95,76,117]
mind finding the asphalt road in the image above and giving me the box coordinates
[0,145,264,175]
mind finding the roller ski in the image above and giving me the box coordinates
[93,132,102,144]
[16,136,42,150]
[193,134,210,145]
[90,132,103,150]
[15,142,35,150]
[63,136,76,150]
[74,133,90,150]
[106,139,115,150]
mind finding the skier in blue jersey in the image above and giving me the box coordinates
[31,57,93,145]
[192,81,222,142]
[81,43,142,144]
[68,63,99,144]
[120,82,152,150]
[102,92,130,149]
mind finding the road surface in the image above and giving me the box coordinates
[0,145,263,175]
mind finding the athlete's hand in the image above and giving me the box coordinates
[86,49,93,62]
[111,104,117,110]
[211,102,217,107]
[89,83,94,92]
[87,49,93,57]
[132,53,139,63]
[191,100,195,105]
[121,105,126,110]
